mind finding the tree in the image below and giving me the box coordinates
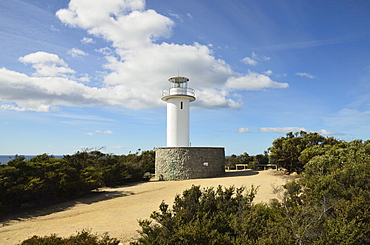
[132,140,370,244]
[275,140,370,244]
[269,133,305,173]
[237,152,253,164]
[0,150,156,216]
[225,154,239,169]
[269,131,340,173]
[254,154,269,164]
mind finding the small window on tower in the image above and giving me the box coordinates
[180,102,183,109]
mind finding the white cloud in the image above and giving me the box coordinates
[0,0,290,112]
[0,67,97,112]
[95,130,114,134]
[56,0,171,50]
[78,74,91,82]
[50,25,59,32]
[19,51,67,66]
[315,129,340,135]
[264,70,273,76]
[241,57,257,66]
[81,37,95,44]
[325,108,370,128]
[295,72,315,79]
[226,71,289,90]
[168,12,181,20]
[259,127,341,135]
[195,88,242,109]
[18,51,75,77]
[259,127,307,133]
[109,145,125,149]
[86,130,114,136]
[254,52,270,61]
[95,47,114,56]
[67,48,88,58]
[242,52,270,66]
[0,104,26,111]
[238,128,249,133]
[275,73,288,78]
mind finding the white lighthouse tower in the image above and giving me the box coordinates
[161,76,196,147]
[156,76,225,180]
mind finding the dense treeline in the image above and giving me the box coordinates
[226,131,347,174]
[0,150,155,217]
[225,152,269,170]
[269,131,344,173]
[133,135,370,244]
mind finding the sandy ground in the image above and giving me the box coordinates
[0,169,292,245]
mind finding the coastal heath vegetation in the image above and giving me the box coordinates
[18,230,120,245]
[133,135,369,244]
[0,149,155,217]
[4,132,370,244]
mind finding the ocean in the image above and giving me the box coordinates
[0,155,63,165]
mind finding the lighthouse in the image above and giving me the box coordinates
[155,76,225,181]
[161,76,196,147]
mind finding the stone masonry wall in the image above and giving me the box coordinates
[155,147,225,180]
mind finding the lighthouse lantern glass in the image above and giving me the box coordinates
[170,82,187,88]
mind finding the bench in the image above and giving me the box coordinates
[235,163,277,170]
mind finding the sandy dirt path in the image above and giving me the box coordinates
[0,170,290,245]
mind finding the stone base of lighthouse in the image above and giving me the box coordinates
[155,147,225,180]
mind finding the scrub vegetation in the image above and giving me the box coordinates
[133,136,370,244]
[18,230,120,245]
[0,150,155,217]
[2,132,369,244]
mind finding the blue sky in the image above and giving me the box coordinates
[1,0,370,156]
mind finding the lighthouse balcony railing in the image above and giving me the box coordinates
[162,87,195,97]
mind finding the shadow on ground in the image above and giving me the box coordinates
[1,171,280,224]
[222,169,261,177]
[0,181,148,225]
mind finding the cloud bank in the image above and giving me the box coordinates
[0,0,289,112]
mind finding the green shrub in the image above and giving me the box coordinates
[132,185,294,245]
[0,150,155,217]
[18,230,120,245]
[133,141,370,244]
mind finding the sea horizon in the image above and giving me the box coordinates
[0,155,64,165]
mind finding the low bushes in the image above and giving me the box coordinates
[18,230,119,245]
[0,150,155,217]
[133,141,370,244]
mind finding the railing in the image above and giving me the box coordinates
[162,87,195,97]
[234,163,277,170]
